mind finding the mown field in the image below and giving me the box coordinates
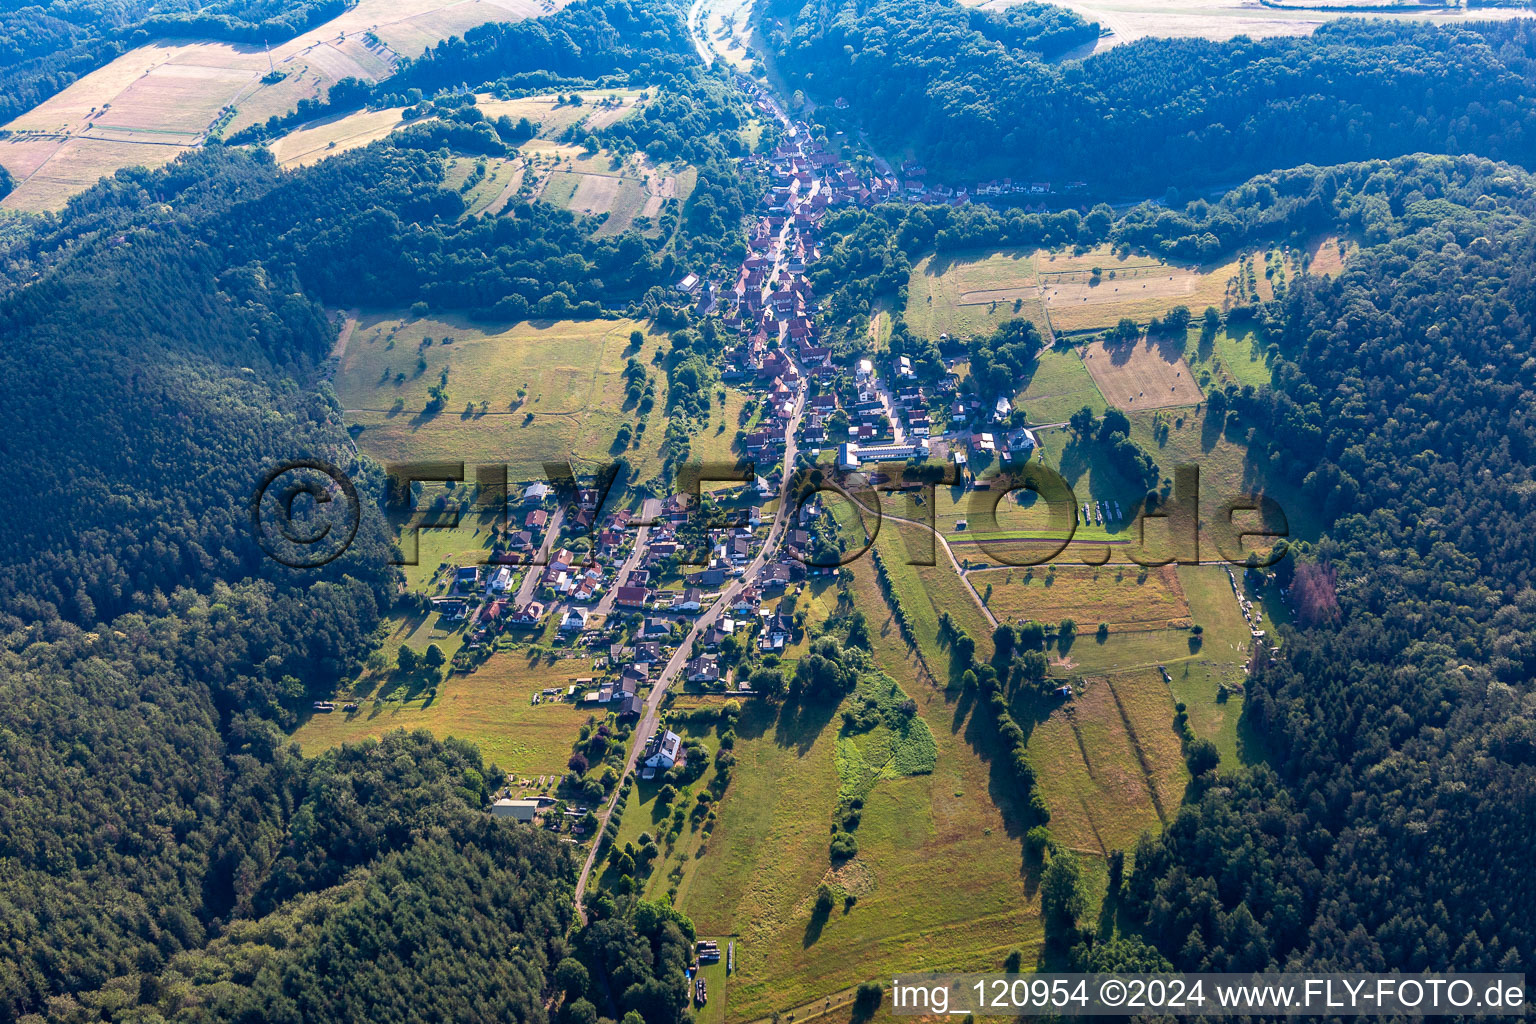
[972,563,1190,632]
[0,0,572,209]
[1016,347,1108,423]
[1022,671,1187,856]
[336,312,669,482]
[906,248,1052,342]
[1081,334,1203,410]
[292,652,601,777]
[1036,244,1236,335]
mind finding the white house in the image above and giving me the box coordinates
[492,798,539,822]
[643,730,687,775]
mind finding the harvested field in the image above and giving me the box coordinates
[0,0,573,209]
[1081,334,1203,409]
[969,0,1530,52]
[972,563,1190,632]
[1,136,187,211]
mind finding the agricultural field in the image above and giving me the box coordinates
[1080,333,1203,410]
[966,0,1526,52]
[906,242,1311,344]
[1022,671,1188,856]
[527,143,694,237]
[293,651,603,777]
[1016,346,1108,423]
[0,135,188,211]
[906,248,1052,342]
[335,313,669,483]
[264,89,645,169]
[393,510,518,592]
[0,0,569,210]
[972,564,1190,633]
[1036,245,1233,335]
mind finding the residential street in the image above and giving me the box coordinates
[573,381,806,912]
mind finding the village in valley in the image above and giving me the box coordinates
[278,4,1310,1018]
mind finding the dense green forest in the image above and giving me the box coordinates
[0,0,355,126]
[0,132,709,1024]
[767,0,1536,192]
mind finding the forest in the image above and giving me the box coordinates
[0,125,709,1024]
[767,0,1536,193]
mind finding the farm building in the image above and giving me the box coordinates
[492,798,539,822]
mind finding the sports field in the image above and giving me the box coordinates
[292,652,601,777]
[336,313,669,481]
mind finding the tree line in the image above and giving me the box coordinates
[767,0,1536,194]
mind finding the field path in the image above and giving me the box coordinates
[878,506,997,627]
[331,310,359,359]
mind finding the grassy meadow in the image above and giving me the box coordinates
[336,312,669,482]
[293,652,602,777]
